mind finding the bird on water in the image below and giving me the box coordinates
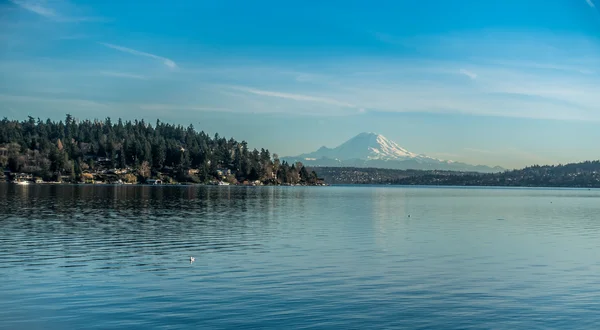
[190,256,195,264]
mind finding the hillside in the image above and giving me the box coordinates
[0,115,321,185]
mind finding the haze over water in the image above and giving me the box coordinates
[1,184,600,329]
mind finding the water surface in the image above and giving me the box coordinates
[1,184,600,329]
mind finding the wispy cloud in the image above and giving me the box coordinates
[0,93,108,108]
[228,86,355,108]
[138,104,228,112]
[99,71,147,80]
[459,69,477,80]
[9,0,56,17]
[99,43,177,69]
[586,0,596,8]
[3,30,600,121]
[8,0,105,22]
[478,59,596,75]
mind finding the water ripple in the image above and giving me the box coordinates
[2,184,600,329]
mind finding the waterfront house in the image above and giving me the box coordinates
[14,173,33,181]
[10,173,33,183]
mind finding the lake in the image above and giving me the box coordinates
[1,184,600,329]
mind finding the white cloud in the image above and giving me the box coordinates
[459,69,477,80]
[586,0,596,8]
[3,30,600,122]
[0,93,108,108]
[228,86,356,108]
[99,43,177,69]
[0,93,232,116]
[8,0,105,22]
[100,71,147,80]
[9,0,56,17]
[137,104,228,112]
[4,56,600,121]
[478,59,596,75]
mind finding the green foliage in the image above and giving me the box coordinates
[0,115,319,185]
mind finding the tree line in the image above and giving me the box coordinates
[0,115,320,184]
[307,162,600,188]
[387,162,600,187]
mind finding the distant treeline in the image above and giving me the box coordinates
[0,115,320,184]
[314,162,600,188]
[313,167,465,185]
[390,162,600,187]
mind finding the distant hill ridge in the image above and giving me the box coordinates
[314,161,600,187]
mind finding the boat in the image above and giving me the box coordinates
[218,181,230,186]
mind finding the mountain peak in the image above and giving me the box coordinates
[354,132,384,141]
[293,132,424,162]
[286,133,503,173]
[356,132,379,137]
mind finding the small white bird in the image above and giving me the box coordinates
[190,256,195,264]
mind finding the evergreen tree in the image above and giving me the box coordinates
[0,115,322,185]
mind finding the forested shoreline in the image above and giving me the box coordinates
[316,163,600,188]
[3,115,598,188]
[0,115,323,185]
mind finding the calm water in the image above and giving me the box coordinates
[1,184,600,329]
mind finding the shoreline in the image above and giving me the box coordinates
[1,181,328,187]
[2,181,597,190]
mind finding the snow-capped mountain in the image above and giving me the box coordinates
[284,132,503,173]
[297,132,435,162]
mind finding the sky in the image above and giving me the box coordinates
[0,0,599,169]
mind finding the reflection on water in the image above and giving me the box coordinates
[1,184,600,329]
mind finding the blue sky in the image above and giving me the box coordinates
[0,0,599,168]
